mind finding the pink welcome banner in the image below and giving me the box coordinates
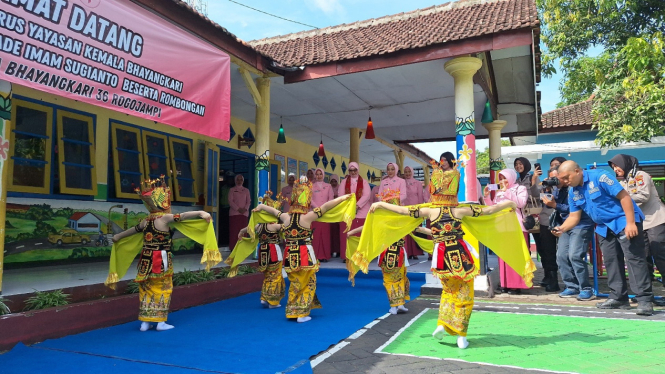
[0,0,231,140]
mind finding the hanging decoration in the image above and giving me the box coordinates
[341,161,347,175]
[318,140,326,157]
[367,170,371,179]
[330,157,336,171]
[365,107,375,140]
[322,155,328,169]
[228,125,236,143]
[277,116,286,143]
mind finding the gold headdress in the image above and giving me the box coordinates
[289,177,313,214]
[377,188,401,205]
[428,159,459,207]
[259,191,285,211]
[136,175,171,214]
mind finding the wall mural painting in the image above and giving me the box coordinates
[4,198,198,264]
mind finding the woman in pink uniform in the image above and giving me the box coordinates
[402,166,425,260]
[311,168,334,262]
[337,162,371,262]
[329,174,341,258]
[228,174,251,250]
[378,163,407,205]
[483,168,530,294]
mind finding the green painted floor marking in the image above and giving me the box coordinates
[381,309,665,374]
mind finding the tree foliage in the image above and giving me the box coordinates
[476,140,511,174]
[537,0,665,147]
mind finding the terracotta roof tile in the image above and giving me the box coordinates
[541,100,594,131]
[250,0,539,67]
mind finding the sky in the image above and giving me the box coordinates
[202,0,563,159]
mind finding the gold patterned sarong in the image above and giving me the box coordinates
[285,269,322,318]
[438,278,474,337]
[261,263,286,306]
[138,277,173,322]
[382,265,410,307]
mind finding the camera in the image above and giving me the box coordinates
[542,177,559,187]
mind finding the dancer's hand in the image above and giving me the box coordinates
[199,211,212,222]
[369,202,382,213]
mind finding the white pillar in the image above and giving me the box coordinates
[444,56,482,202]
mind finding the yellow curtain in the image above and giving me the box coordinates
[351,204,534,287]
[315,194,357,231]
[105,219,220,288]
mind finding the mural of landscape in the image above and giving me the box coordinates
[4,198,199,265]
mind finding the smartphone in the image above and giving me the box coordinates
[488,184,499,191]
[540,193,553,200]
[534,163,541,170]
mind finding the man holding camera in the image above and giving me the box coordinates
[542,167,595,300]
[553,161,653,315]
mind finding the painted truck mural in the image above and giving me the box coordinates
[4,198,199,264]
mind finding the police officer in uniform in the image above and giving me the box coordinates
[553,161,653,315]
[609,154,665,285]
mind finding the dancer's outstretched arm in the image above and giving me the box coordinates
[452,200,516,218]
[347,225,364,237]
[162,211,212,223]
[414,226,431,236]
[301,194,352,225]
[112,219,145,242]
[369,201,436,220]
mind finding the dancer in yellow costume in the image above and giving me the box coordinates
[252,177,356,322]
[347,187,412,315]
[359,160,533,349]
[106,176,220,332]
[235,192,286,308]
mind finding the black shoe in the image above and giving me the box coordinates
[320,259,328,263]
[596,299,631,309]
[636,301,654,316]
[544,271,560,292]
[342,260,346,263]
[654,299,665,307]
[413,256,419,260]
[507,289,522,295]
[539,273,551,287]
[428,255,433,261]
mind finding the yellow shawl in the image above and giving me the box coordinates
[351,204,535,287]
[104,219,220,288]
[226,194,358,276]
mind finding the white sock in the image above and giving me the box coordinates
[268,304,281,309]
[432,325,445,340]
[156,322,174,331]
[457,336,469,349]
[389,306,398,315]
[397,305,409,312]
[297,316,312,323]
[139,322,152,332]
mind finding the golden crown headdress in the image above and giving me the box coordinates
[289,177,313,214]
[136,175,171,213]
[377,187,401,205]
[259,191,285,211]
[428,159,460,207]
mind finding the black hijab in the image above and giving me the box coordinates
[514,157,531,181]
[439,152,455,169]
[550,157,567,166]
[608,154,638,179]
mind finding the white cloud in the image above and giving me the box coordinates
[312,0,344,14]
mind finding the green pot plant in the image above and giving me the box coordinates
[24,289,70,311]
[0,296,10,315]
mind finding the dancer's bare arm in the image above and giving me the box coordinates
[112,219,145,242]
[451,200,516,218]
[346,225,364,237]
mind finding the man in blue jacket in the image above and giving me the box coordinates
[553,161,653,315]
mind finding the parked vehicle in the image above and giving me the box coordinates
[48,229,91,247]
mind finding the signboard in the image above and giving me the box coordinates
[0,0,231,140]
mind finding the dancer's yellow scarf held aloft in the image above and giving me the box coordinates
[351,204,535,287]
[105,219,220,288]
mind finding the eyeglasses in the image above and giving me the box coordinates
[349,169,358,172]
